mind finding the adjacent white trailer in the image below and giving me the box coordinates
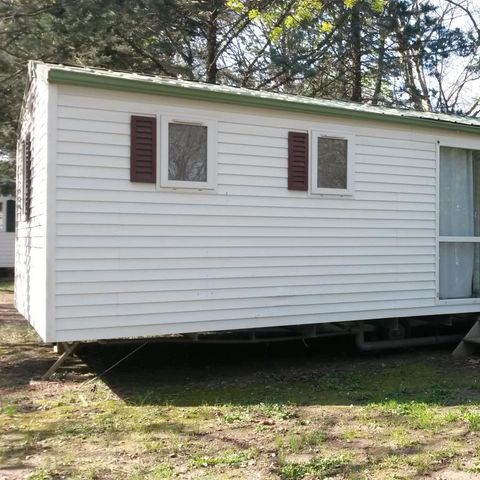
[16,61,480,344]
[0,196,15,268]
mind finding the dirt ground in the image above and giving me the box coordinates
[1,284,480,480]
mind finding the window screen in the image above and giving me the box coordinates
[168,123,208,182]
[317,137,348,189]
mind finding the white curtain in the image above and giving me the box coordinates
[439,147,476,299]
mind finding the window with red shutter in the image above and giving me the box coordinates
[288,131,309,191]
[131,116,157,183]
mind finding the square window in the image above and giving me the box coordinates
[311,131,355,195]
[160,116,216,189]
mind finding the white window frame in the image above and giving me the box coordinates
[159,114,217,190]
[436,140,480,305]
[310,130,355,196]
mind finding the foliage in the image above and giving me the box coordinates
[280,454,351,480]
[0,0,478,169]
[0,159,15,196]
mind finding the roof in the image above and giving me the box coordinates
[32,61,480,135]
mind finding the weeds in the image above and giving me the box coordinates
[193,449,255,468]
[464,409,480,431]
[279,454,351,480]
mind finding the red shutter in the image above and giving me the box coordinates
[24,135,32,221]
[131,115,157,183]
[288,131,309,191]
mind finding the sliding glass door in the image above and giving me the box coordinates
[439,147,480,299]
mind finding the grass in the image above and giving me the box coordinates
[279,454,352,480]
[1,290,480,479]
[193,449,256,467]
[276,430,327,453]
[0,280,13,292]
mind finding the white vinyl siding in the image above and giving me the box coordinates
[14,75,50,338]
[15,74,480,343]
[50,85,445,342]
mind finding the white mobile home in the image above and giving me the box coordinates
[0,196,15,269]
[16,61,480,344]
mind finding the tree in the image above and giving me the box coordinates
[0,0,478,168]
[0,159,15,197]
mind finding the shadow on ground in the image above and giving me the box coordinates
[76,337,480,408]
[2,287,479,410]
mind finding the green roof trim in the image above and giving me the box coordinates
[46,64,480,136]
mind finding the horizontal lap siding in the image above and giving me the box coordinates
[55,87,438,341]
[15,78,49,338]
[0,232,14,268]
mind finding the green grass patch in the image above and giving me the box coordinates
[280,454,351,480]
[0,280,13,292]
[193,449,255,468]
[277,430,327,452]
[464,409,480,431]
[367,400,447,430]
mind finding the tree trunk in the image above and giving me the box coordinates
[206,3,219,84]
[350,3,362,102]
[392,1,432,111]
[372,16,387,105]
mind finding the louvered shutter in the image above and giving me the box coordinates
[131,116,157,183]
[24,135,32,221]
[288,131,309,191]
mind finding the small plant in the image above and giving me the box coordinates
[342,428,360,441]
[390,426,415,447]
[193,449,255,468]
[288,430,327,451]
[221,405,251,424]
[148,464,174,480]
[26,470,54,480]
[1,403,18,416]
[464,409,480,431]
[369,400,441,430]
[280,454,351,480]
[255,402,296,420]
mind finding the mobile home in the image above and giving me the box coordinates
[0,196,15,269]
[16,61,480,344]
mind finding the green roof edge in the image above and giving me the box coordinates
[48,68,480,135]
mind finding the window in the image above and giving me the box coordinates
[160,116,216,189]
[6,200,15,233]
[311,131,355,195]
[439,146,480,300]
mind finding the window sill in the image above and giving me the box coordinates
[157,182,216,192]
[310,189,355,197]
[436,297,480,305]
